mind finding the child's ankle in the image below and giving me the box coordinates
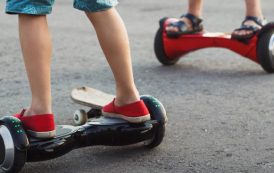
[115,91,140,106]
[114,97,140,107]
[24,107,52,117]
[115,87,140,106]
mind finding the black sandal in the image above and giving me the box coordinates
[231,16,267,41]
[166,13,203,38]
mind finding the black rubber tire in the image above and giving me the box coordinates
[145,125,166,149]
[141,96,167,149]
[0,128,27,173]
[0,117,28,173]
[4,150,27,173]
[154,27,180,65]
[257,27,274,73]
[0,135,5,166]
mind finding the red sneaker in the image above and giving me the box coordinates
[14,109,56,139]
[102,99,150,123]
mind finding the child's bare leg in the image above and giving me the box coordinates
[188,0,203,17]
[85,8,139,106]
[166,0,203,32]
[245,0,263,18]
[19,15,52,115]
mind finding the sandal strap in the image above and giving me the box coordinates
[242,16,267,27]
[181,13,203,31]
[234,25,260,32]
[235,16,267,33]
[168,20,187,31]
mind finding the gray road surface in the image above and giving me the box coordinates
[1,0,274,172]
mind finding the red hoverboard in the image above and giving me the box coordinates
[154,18,274,73]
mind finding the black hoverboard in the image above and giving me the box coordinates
[0,95,167,173]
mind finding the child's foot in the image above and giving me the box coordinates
[231,16,267,41]
[102,99,151,123]
[165,13,203,38]
[14,109,56,139]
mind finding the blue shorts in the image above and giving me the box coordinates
[6,0,118,15]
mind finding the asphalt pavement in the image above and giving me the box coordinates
[1,0,274,172]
